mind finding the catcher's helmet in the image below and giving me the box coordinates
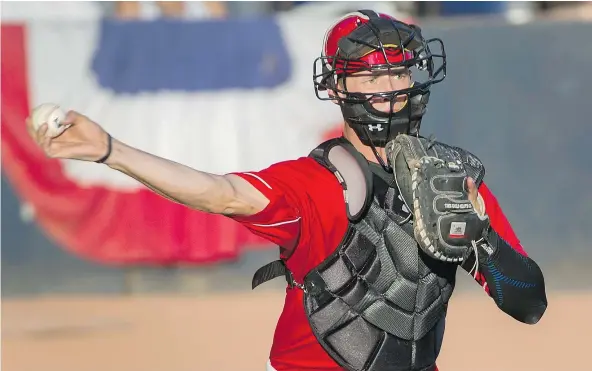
[313,9,446,148]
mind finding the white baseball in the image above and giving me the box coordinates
[30,103,70,138]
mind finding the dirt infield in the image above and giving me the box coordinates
[3,289,588,371]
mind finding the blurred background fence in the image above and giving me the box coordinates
[3,1,591,296]
[2,2,592,371]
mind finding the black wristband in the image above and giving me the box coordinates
[95,133,112,164]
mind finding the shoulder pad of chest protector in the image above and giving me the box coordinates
[309,137,374,222]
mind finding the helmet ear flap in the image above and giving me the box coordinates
[407,25,429,71]
[415,52,428,71]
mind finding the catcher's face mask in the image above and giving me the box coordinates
[313,10,447,150]
[337,67,413,115]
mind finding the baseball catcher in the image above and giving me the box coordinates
[28,9,547,371]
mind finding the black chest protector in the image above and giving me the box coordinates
[253,137,483,371]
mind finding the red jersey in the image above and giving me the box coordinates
[231,156,526,371]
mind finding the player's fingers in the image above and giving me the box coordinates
[40,133,53,156]
[63,110,80,126]
[465,177,485,215]
[35,123,49,144]
[465,177,478,200]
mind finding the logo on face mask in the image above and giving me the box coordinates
[367,124,384,132]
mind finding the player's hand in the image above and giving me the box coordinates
[466,177,484,216]
[26,110,111,162]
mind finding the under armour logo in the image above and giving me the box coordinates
[480,243,494,256]
[367,124,384,132]
[449,222,466,238]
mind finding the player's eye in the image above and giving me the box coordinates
[392,71,409,80]
[364,76,379,84]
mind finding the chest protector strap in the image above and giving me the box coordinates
[252,138,373,290]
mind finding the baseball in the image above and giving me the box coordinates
[30,103,70,138]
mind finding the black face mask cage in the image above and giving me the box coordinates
[312,11,448,172]
[313,19,447,105]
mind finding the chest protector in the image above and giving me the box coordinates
[253,137,485,371]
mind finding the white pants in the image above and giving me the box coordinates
[266,359,277,371]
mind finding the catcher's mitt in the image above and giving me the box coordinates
[386,134,489,263]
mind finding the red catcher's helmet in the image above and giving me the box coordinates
[313,9,447,149]
[323,12,416,72]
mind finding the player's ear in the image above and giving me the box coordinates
[327,76,344,105]
[328,89,339,105]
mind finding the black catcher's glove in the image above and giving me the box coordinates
[386,134,489,263]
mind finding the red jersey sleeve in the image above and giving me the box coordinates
[479,182,527,256]
[471,181,528,293]
[228,160,307,252]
